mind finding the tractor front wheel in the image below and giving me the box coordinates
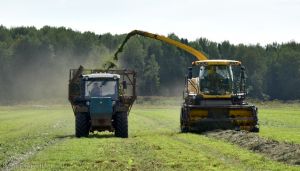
[75,112,90,137]
[114,112,128,138]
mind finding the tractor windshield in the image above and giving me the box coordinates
[199,65,233,95]
[85,80,118,99]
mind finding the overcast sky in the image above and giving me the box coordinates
[1,0,299,45]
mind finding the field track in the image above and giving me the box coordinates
[0,103,299,170]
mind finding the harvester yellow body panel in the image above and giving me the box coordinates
[184,105,258,132]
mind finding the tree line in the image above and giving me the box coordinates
[0,26,299,104]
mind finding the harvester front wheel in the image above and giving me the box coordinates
[180,108,189,133]
[114,112,128,138]
[75,112,90,137]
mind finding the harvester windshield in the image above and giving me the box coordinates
[199,65,233,95]
[85,80,118,99]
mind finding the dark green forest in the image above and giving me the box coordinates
[0,26,300,104]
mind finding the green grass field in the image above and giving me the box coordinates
[0,103,299,170]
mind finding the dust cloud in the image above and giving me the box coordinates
[0,50,111,105]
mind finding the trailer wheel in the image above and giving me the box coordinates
[180,107,189,133]
[114,112,128,138]
[250,127,260,133]
[75,112,90,137]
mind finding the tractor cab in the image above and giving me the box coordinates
[82,73,120,100]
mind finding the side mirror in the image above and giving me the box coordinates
[122,80,127,89]
[241,66,245,79]
[240,65,246,93]
[188,67,193,79]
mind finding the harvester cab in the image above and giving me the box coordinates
[188,60,246,100]
[68,66,136,138]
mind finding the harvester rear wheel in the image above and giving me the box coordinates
[75,112,90,137]
[114,112,128,138]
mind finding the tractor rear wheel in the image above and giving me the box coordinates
[114,112,128,138]
[75,112,90,137]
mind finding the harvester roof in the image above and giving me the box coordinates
[192,59,241,66]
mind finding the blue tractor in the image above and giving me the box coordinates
[68,66,136,138]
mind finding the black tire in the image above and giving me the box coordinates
[250,126,260,133]
[181,124,190,133]
[180,108,189,133]
[114,112,128,138]
[75,112,90,137]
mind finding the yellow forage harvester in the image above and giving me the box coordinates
[115,30,259,132]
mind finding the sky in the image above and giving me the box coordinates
[0,0,299,45]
